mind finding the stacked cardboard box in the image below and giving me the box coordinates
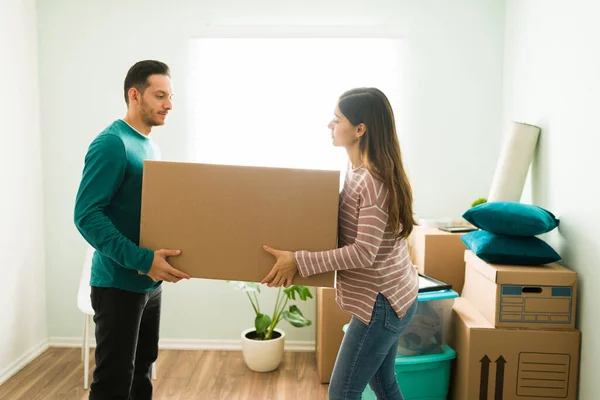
[315,287,351,383]
[409,226,468,293]
[450,250,581,400]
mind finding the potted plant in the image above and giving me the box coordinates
[228,281,313,372]
[471,197,487,208]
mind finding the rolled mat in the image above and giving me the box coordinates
[488,121,541,202]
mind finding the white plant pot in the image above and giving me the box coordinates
[241,328,286,372]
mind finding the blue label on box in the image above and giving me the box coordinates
[499,284,572,324]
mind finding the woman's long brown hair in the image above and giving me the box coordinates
[338,88,416,239]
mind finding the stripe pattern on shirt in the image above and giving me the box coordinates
[294,165,418,324]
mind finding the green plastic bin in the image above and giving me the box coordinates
[361,345,456,400]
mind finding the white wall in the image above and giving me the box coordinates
[0,0,48,385]
[35,0,506,344]
[503,1,599,398]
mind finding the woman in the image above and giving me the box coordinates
[261,87,419,400]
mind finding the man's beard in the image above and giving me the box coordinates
[140,100,160,127]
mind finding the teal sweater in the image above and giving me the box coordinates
[74,119,161,293]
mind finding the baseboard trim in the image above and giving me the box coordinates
[0,339,49,385]
[48,337,315,352]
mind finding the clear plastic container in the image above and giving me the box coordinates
[396,289,458,356]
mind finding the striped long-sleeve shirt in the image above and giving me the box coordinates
[294,165,419,324]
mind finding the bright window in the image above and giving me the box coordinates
[189,38,403,180]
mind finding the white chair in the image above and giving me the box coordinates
[78,246,157,390]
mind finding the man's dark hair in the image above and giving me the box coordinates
[123,60,171,105]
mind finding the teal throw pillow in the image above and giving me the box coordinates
[461,230,561,265]
[462,201,559,236]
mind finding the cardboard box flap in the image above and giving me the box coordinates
[453,297,494,329]
[464,250,577,286]
[464,250,499,283]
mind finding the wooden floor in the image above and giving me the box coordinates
[0,348,329,400]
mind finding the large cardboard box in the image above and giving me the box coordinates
[409,226,468,293]
[450,298,580,400]
[316,287,351,383]
[139,161,338,287]
[462,250,577,330]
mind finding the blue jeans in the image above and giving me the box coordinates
[329,294,417,400]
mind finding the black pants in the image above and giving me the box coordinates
[90,286,162,400]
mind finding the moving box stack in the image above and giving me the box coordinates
[409,225,469,294]
[450,201,581,400]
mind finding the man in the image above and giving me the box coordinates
[74,60,190,400]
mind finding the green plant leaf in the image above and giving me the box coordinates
[284,285,313,301]
[255,313,272,335]
[283,286,296,300]
[246,282,261,293]
[288,305,303,316]
[228,281,261,293]
[282,307,312,328]
[471,197,487,208]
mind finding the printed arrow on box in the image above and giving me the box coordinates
[479,355,490,400]
[495,356,506,400]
